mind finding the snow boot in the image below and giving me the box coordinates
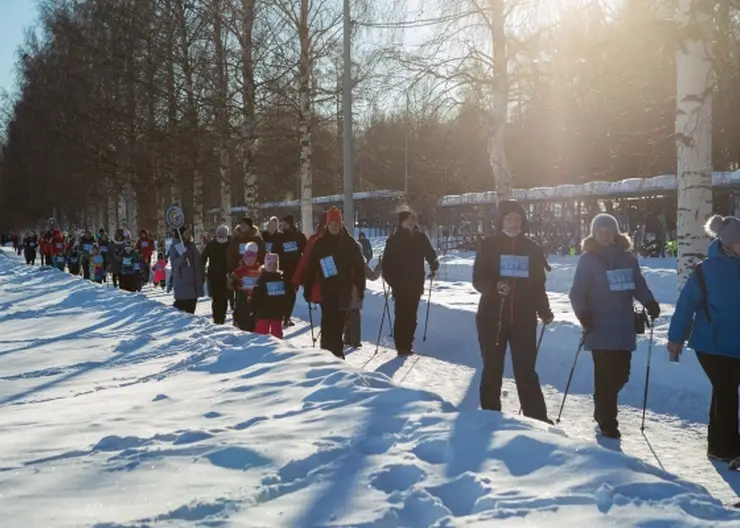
[600,428,621,439]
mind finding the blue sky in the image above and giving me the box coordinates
[0,0,38,94]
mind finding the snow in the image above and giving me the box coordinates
[2,248,740,526]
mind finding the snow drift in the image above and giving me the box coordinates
[1,255,739,526]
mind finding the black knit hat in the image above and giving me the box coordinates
[283,214,295,226]
[239,217,253,228]
[496,200,528,232]
[398,210,414,224]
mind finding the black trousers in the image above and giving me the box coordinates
[696,351,740,458]
[233,293,255,331]
[591,350,632,432]
[81,258,91,280]
[283,279,297,320]
[320,305,347,359]
[211,286,230,325]
[173,299,197,314]
[343,308,361,346]
[393,292,420,352]
[477,312,549,422]
[119,275,139,292]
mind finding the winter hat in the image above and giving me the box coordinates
[705,215,740,247]
[590,214,620,237]
[240,217,254,228]
[216,225,230,239]
[398,211,414,225]
[326,207,343,226]
[264,252,280,270]
[243,241,259,258]
[496,200,528,232]
[283,214,295,226]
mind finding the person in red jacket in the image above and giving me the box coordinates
[292,210,327,305]
[229,242,261,332]
[50,227,66,270]
[136,229,155,285]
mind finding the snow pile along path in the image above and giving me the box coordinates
[1,258,740,526]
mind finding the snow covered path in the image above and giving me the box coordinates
[141,249,740,506]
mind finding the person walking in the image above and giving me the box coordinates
[202,225,232,324]
[168,226,204,314]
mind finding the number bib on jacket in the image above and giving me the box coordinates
[500,255,529,278]
[239,243,247,254]
[140,241,149,248]
[265,242,273,253]
[283,241,298,252]
[122,257,132,267]
[30,243,36,248]
[320,256,338,278]
[83,244,92,253]
[241,276,258,289]
[100,246,108,253]
[267,281,286,296]
[606,268,635,291]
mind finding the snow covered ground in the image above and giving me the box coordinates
[2,247,740,526]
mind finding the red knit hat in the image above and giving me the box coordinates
[326,207,343,226]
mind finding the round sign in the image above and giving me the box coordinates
[165,205,185,229]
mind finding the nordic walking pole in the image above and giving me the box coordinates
[422,274,433,342]
[556,332,586,423]
[308,301,316,347]
[641,318,655,432]
[375,279,390,354]
[536,322,547,354]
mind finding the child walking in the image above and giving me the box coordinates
[152,252,167,289]
[90,244,106,283]
[252,253,286,338]
[229,242,261,331]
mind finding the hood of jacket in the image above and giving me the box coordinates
[235,225,261,241]
[496,200,528,233]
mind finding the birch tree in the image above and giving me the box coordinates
[675,0,713,288]
[213,0,233,226]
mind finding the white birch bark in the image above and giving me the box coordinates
[489,0,512,202]
[298,0,313,236]
[675,0,713,289]
[241,0,258,218]
[214,0,232,226]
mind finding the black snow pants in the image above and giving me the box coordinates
[591,350,632,433]
[320,305,348,359]
[477,306,549,423]
[393,291,421,353]
[210,284,230,325]
[343,308,361,347]
[173,299,198,314]
[233,292,255,332]
[696,351,740,459]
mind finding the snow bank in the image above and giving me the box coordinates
[1,256,739,526]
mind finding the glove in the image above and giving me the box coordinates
[539,309,554,325]
[645,300,660,321]
[430,260,440,273]
[577,311,593,332]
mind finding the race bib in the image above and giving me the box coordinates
[241,276,258,289]
[83,244,92,252]
[266,281,286,296]
[141,241,149,248]
[320,256,338,278]
[100,246,108,253]
[283,241,298,252]
[54,256,65,265]
[606,268,635,291]
[122,257,132,266]
[92,255,103,265]
[239,243,247,254]
[69,257,78,264]
[265,242,273,253]
[500,255,529,278]
[134,263,141,271]
[30,243,36,248]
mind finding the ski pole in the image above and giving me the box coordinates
[536,322,547,354]
[308,301,317,347]
[494,281,511,349]
[641,319,655,432]
[375,279,390,354]
[422,274,433,342]
[556,332,586,424]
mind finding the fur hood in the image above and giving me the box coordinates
[581,233,633,253]
[234,224,261,241]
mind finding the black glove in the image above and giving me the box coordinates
[539,309,554,325]
[430,260,439,273]
[577,311,593,332]
[645,300,660,321]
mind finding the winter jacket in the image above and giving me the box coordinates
[49,230,66,257]
[23,235,38,258]
[119,249,143,277]
[304,228,366,311]
[78,236,96,259]
[202,238,230,294]
[261,230,283,256]
[473,232,551,326]
[152,260,167,283]
[168,241,204,301]
[230,263,261,299]
[359,237,373,262]
[668,239,740,358]
[227,226,265,273]
[108,240,125,274]
[383,227,438,298]
[98,236,110,259]
[569,234,655,351]
[91,254,106,281]
[281,225,307,278]
[251,270,287,320]
[136,233,155,263]
[293,228,324,303]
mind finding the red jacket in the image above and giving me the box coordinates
[232,264,261,298]
[136,236,155,262]
[292,228,324,303]
[50,230,65,256]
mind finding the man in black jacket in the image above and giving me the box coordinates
[473,199,554,424]
[280,214,307,327]
[382,210,439,356]
[304,207,366,359]
[202,225,232,324]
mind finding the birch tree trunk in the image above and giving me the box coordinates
[241,0,258,217]
[108,182,118,234]
[489,0,512,202]
[298,0,313,236]
[214,0,232,226]
[166,2,181,211]
[675,0,713,289]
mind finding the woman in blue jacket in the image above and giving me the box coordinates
[570,214,660,439]
[668,215,740,463]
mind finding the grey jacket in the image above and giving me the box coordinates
[169,241,205,301]
[569,234,655,351]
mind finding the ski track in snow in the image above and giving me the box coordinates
[138,242,740,506]
[2,243,740,526]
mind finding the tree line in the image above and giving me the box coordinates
[0,0,738,238]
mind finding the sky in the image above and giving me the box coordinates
[0,0,38,95]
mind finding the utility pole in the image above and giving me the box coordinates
[342,0,354,231]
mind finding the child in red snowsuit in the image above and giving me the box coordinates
[252,253,286,338]
[152,253,167,288]
[229,242,261,332]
